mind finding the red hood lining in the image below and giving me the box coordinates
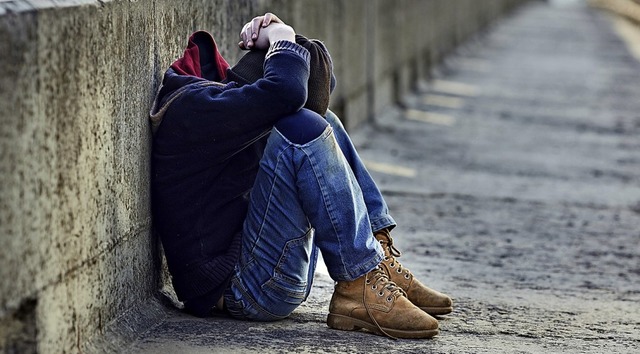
[170,31,229,81]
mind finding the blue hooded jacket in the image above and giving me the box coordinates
[150,31,310,308]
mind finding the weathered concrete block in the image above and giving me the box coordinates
[343,89,370,132]
[333,0,370,126]
[0,1,158,352]
[0,8,40,319]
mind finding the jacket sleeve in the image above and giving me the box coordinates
[173,40,310,144]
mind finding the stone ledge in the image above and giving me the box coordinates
[0,0,102,15]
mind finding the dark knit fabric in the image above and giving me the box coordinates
[150,32,311,312]
[225,50,267,86]
[295,35,334,115]
[226,34,336,116]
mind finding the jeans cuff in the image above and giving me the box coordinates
[370,215,397,233]
[329,248,384,282]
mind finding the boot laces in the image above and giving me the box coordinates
[367,266,406,298]
[362,266,406,339]
[378,232,411,277]
[379,233,402,258]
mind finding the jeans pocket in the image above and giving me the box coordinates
[263,272,308,306]
[262,231,314,306]
[226,275,285,321]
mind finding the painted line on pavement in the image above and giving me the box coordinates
[612,16,640,63]
[405,109,456,126]
[432,79,479,97]
[363,160,417,178]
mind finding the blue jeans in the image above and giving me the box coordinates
[223,109,396,321]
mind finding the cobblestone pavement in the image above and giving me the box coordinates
[128,2,640,353]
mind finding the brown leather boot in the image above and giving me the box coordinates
[327,266,439,339]
[375,229,453,316]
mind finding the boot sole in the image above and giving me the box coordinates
[421,306,453,316]
[327,313,439,339]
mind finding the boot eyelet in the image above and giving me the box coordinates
[404,274,410,279]
[371,285,377,290]
[378,291,385,297]
[396,269,402,273]
[386,297,393,302]
[383,256,389,261]
[365,279,371,285]
[390,263,395,268]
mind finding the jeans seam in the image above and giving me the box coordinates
[300,141,351,280]
[271,232,311,292]
[249,145,290,256]
[274,125,332,148]
[232,274,286,321]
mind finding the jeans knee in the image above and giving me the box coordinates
[275,108,329,145]
[324,109,344,129]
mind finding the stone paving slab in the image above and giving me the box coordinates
[126,2,640,353]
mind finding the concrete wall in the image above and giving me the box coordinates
[0,0,528,352]
[251,0,529,130]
